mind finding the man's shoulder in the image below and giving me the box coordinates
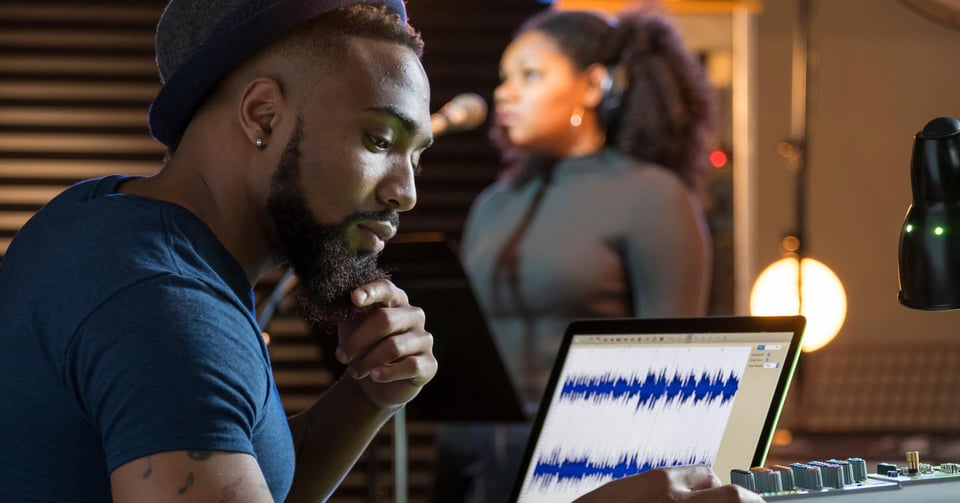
[0,173,252,341]
[14,174,219,276]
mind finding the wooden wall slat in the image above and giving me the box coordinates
[0,81,157,101]
[0,185,62,204]
[0,159,158,179]
[0,133,161,153]
[0,211,33,229]
[0,55,157,74]
[0,107,151,128]
[0,29,154,48]
[0,4,160,23]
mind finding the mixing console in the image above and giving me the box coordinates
[732,451,960,501]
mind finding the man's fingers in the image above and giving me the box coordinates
[345,328,433,379]
[365,353,438,384]
[350,279,408,308]
[664,466,763,503]
[669,464,724,491]
[336,305,426,363]
[683,484,765,503]
[572,468,762,503]
[334,279,437,407]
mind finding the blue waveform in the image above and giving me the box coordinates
[560,369,741,408]
[532,450,708,486]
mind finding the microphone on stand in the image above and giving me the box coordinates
[431,92,488,137]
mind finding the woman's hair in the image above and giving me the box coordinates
[493,8,717,191]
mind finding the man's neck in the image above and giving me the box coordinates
[119,151,277,285]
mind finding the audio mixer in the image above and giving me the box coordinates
[732,451,960,501]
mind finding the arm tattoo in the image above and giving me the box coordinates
[175,451,210,495]
[143,457,153,479]
[178,472,195,495]
[186,450,213,461]
[219,478,243,502]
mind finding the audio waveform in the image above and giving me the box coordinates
[559,369,741,409]
[515,346,753,503]
[532,450,709,486]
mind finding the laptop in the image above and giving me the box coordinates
[510,315,806,503]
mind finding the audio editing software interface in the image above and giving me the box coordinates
[514,329,796,503]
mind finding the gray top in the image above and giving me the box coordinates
[461,148,712,410]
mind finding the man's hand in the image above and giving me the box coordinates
[334,279,438,408]
[574,466,765,503]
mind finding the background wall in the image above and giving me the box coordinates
[755,1,960,463]
[755,0,960,348]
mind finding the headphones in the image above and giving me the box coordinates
[597,63,628,133]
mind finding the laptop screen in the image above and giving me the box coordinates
[511,316,805,503]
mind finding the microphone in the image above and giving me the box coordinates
[431,92,488,137]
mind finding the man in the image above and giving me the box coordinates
[0,1,762,502]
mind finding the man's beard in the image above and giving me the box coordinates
[265,121,397,324]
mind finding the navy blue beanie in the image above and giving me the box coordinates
[149,0,407,148]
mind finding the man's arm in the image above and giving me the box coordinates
[284,279,438,503]
[111,450,273,503]
[75,279,287,503]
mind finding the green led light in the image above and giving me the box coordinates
[935,226,945,236]
[905,224,914,233]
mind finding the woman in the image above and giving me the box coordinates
[452,7,718,502]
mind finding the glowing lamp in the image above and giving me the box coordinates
[750,253,847,353]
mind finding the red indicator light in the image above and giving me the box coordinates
[709,149,728,168]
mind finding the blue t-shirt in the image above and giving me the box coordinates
[0,175,295,501]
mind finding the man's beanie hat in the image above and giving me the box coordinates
[149,0,407,148]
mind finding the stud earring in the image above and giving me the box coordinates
[570,107,584,127]
[255,138,266,150]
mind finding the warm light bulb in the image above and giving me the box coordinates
[750,256,847,352]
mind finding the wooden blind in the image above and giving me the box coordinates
[0,2,164,257]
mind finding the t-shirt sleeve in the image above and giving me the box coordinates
[65,274,270,474]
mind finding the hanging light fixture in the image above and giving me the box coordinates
[749,0,846,352]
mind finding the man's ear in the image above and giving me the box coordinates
[238,76,285,148]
